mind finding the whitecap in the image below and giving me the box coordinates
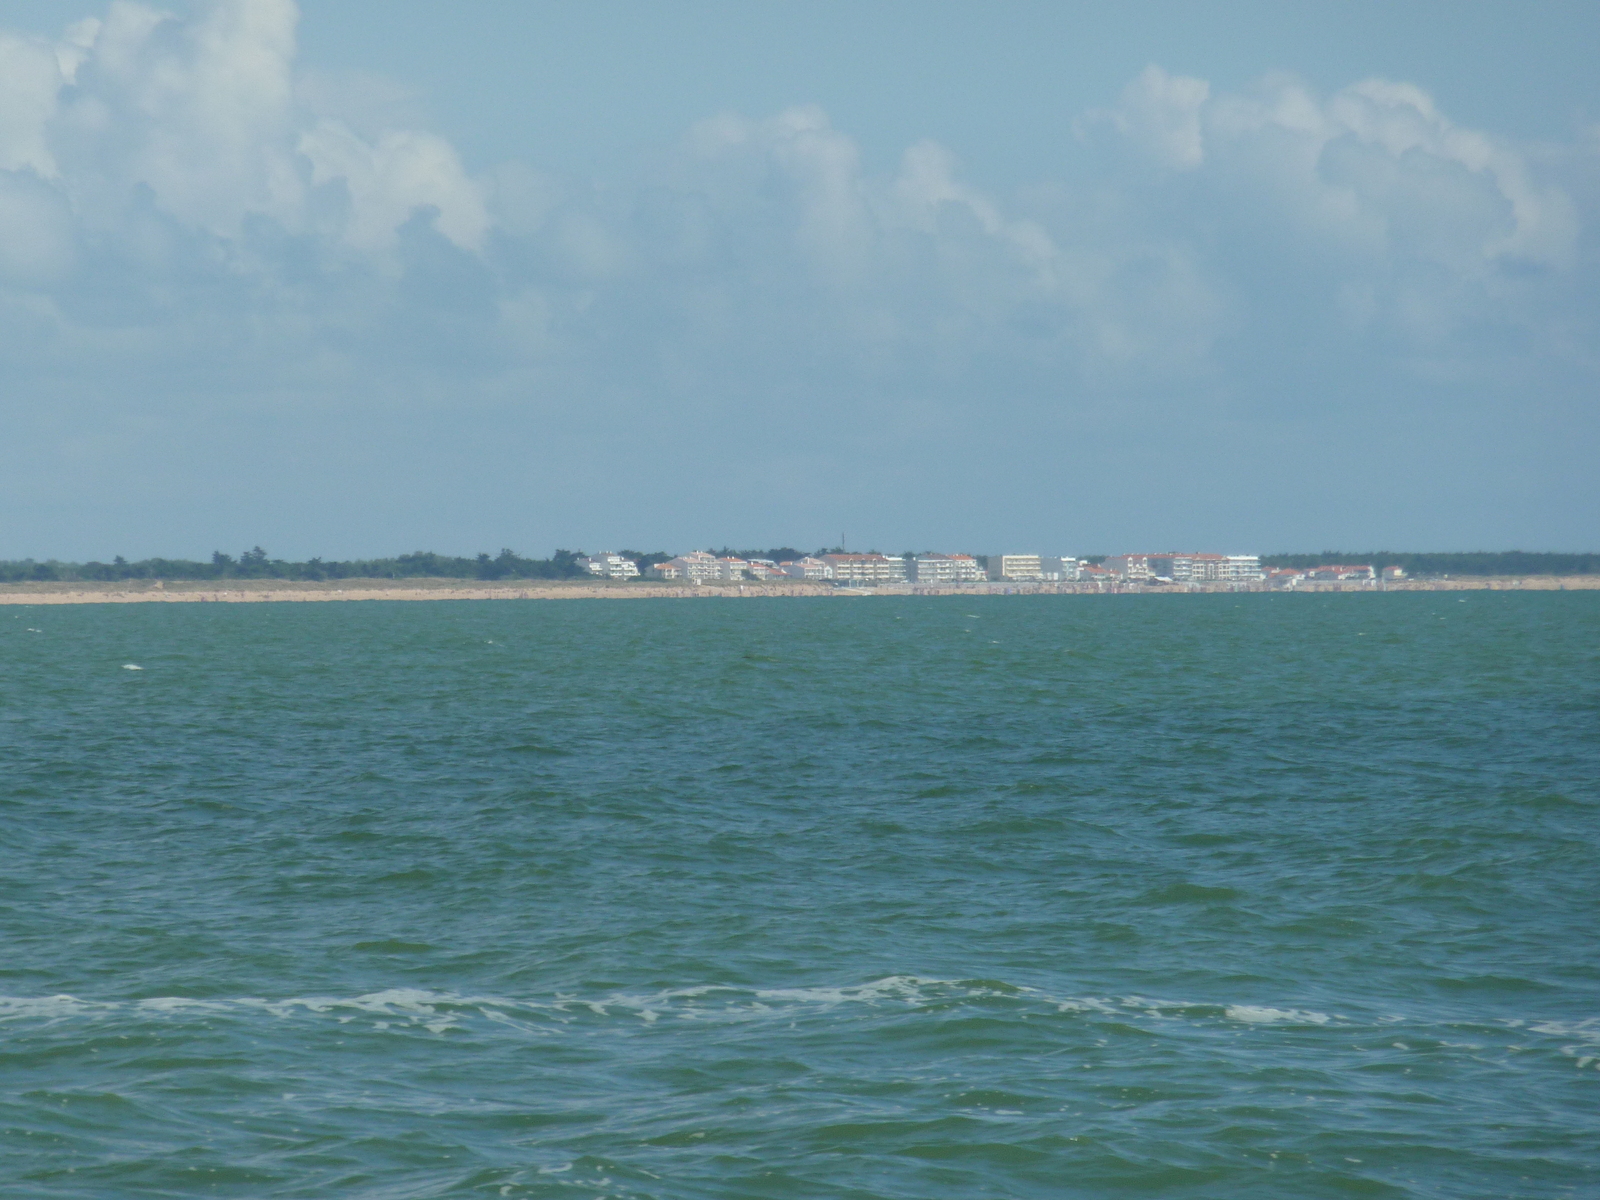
[754,975,953,1007]
[1055,997,1120,1015]
[0,983,1350,1041]
[1528,1018,1600,1044]
[122,663,143,670]
[1530,1018,1600,1066]
[1225,1005,1332,1025]
[135,997,231,1014]
[0,994,106,1021]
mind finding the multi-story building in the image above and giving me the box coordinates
[1041,556,1083,581]
[780,556,834,580]
[987,554,1044,581]
[1304,564,1374,583]
[1169,554,1222,582]
[745,559,785,580]
[1217,555,1264,582]
[649,550,720,583]
[1272,563,1397,587]
[1139,553,1174,580]
[823,553,907,585]
[1118,553,1263,583]
[913,554,986,583]
[1102,554,1154,581]
[580,553,640,580]
[715,557,750,581]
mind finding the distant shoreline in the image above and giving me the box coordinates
[2,575,1598,605]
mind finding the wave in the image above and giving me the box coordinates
[3,980,1596,1090]
[0,976,1581,1041]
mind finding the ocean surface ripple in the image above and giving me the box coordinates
[1,593,1596,1198]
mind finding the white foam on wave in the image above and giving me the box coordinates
[754,975,947,1006]
[1528,1017,1600,1044]
[0,982,1359,1041]
[245,988,480,1033]
[135,997,233,1015]
[0,989,497,1036]
[1527,1018,1600,1068]
[0,994,108,1021]
[1225,1005,1333,1025]
[1055,997,1121,1015]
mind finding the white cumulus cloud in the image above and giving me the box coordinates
[2,0,487,254]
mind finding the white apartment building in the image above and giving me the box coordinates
[1102,554,1151,580]
[1041,556,1083,581]
[823,553,907,585]
[580,553,641,580]
[1304,563,1374,583]
[1169,554,1225,582]
[1218,555,1264,582]
[781,556,834,580]
[1271,564,1398,587]
[913,554,986,583]
[1146,554,1189,581]
[745,559,786,580]
[1114,553,1263,583]
[715,556,750,581]
[987,554,1044,581]
[649,550,720,583]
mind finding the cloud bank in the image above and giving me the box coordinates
[1,0,1595,557]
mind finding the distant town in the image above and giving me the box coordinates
[580,550,1408,590]
[3,548,1596,594]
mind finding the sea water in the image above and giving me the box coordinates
[1,592,1596,1198]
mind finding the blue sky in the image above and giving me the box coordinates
[2,0,1597,560]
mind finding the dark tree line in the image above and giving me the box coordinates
[0,548,589,583]
[711,547,812,563]
[1260,551,1600,576]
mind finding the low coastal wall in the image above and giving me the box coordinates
[2,576,1598,604]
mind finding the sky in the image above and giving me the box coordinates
[1,0,1597,561]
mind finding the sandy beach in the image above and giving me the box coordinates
[2,576,1597,605]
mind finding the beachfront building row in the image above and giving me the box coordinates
[648,551,837,582]
[593,549,1408,588]
[985,555,1087,582]
[1269,564,1405,586]
[640,551,1093,584]
[915,554,988,583]
[824,554,906,584]
[1101,554,1265,583]
[643,553,908,582]
[645,551,990,584]
[648,551,741,583]
[630,550,1400,587]
[816,553,991,583]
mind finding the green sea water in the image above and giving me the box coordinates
[2,592,1597,1199]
